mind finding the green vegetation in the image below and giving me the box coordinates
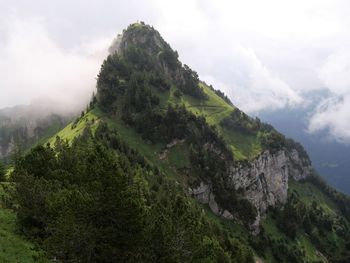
[0,160,5,182]
[11,123,254,262]
[0,184,48,263]
[1,22,349,263]
[47,110,100,146]
[251,178,350,262]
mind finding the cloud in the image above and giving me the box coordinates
[0,15,110,113]
[199,46,303,113]
[308,49,350,143]
[308,96,350,144]
[1,0,350,143]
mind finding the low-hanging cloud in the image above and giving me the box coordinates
[0,16,110,114]
[1,0,350,143]
[308,49,350,144]
[199,45,303,113]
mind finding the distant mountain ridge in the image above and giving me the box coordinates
[0,103,72,161]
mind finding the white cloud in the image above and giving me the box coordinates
[1,0,350,142]
[308,96,350,144]
[200,46,303,113]
[308,49,350,143]
[0,16,110,113]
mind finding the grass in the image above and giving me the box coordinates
[167,143,190,169]
[258,180,348,262]
[289,180,349,258]
[221,129,262,160]
[103,115,182,181]
[0,184,48,263]
[288,179,337,214]
[157,83,263,160]
[46,110,100,146]
[201,204,250,242]
[262,214,321,262]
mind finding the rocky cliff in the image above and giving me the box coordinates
[190,148,312,232]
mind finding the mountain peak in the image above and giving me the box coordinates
[102,22,207,103]
[108,22,171,56]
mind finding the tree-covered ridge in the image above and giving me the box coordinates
[11,123,254,262]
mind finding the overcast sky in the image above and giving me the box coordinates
[1,0,350,143]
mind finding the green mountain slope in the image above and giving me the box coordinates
[2,22,350,262]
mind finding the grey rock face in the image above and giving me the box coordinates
[189,149,312,231]
[188,182,234,220]
[229,149,311,226]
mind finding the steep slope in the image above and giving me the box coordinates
[5,22,350,262]
[94,22,313,230]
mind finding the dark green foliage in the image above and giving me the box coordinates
[176,64,206,99]
[272,189,350,262]
[0,160,5,181]
[96,23,207,113]
[11,122,254,262]
[159,49,179,70]
[189,144,257,225]
[173,89,183,98]
[220,110,261,135]
[97,55,128,112]
[276,193,307,239]
[259,131,286,153]
[305,173,350,220]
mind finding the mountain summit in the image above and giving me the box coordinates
[5,22,350,262]
[96,22,314,229]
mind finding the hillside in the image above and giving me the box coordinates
[2,22,350,262]
[0,104,71,162]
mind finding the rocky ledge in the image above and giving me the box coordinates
[189,149,312,232]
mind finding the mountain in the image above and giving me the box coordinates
[0,103,72,162]
[259,103,350,195]
[1,22,350,262]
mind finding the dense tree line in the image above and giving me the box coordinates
[10,122,254,262]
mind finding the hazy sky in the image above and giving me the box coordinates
[1,0,350,143]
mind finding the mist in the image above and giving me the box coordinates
[0,16,110,115]
[1,0,350,143]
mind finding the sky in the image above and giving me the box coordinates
[1,0,350,143]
